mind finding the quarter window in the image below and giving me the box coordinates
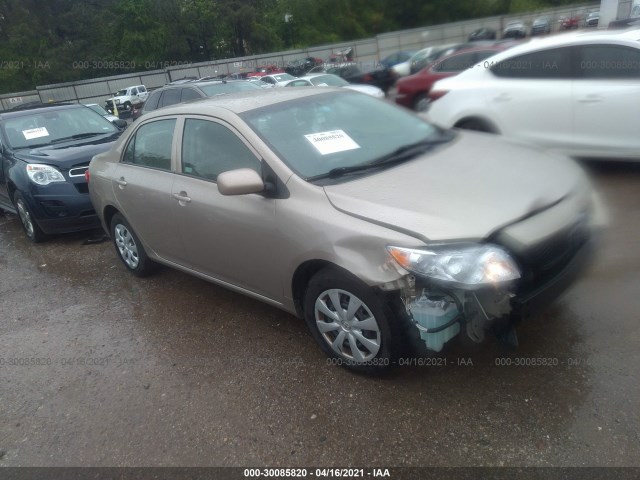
[181,119,261,181]
[122,119,176,170]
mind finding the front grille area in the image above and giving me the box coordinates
[68,166,89,177]
[516,216,591,288]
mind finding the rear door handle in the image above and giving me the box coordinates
[173,192,192,203]
[493,93,511,102]
[115,177,127,188]
[578,94,603,104]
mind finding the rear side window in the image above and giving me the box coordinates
[159,89,180,107]
[123,119,176,170]
[432,52,478,73]
[180,88,201,101]
[181,119,260,182]
[491,47,573,79]
[575,45,640,79]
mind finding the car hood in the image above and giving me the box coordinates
[323,132,588,242]
[13,134,120,169]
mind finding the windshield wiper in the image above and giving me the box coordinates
[307,132,454,182]
[50,132,109,143]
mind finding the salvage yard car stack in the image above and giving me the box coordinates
[86,87,600,372]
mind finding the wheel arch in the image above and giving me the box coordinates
[454,116,500,133]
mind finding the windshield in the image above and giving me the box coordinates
[310,75,349,87]
[3,107,119,149]
[241,91,443,180]
[199,81,262,96]
[115,89,128,96]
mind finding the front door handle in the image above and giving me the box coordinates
[116,177,127,188]
[173,192,192,203]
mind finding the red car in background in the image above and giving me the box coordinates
[395,45,515,112]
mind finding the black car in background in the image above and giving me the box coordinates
[285,57,324,77]
[0,103,124,242]
[468,27,497,41]
[308,63,397,93]
[139,79,263,118]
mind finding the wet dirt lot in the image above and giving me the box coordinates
[0,161,639,469]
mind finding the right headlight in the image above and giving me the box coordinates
[387,243,521,289]
[26,164,66,186]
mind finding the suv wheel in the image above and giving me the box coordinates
[110,213,155,276]
[14,192,46,242]
[303,267,395,373]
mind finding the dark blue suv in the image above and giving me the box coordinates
[0,103,125,242]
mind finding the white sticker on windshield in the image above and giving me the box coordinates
[304,130,360,155]
[22,127,49,140]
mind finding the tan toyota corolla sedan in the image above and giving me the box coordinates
[89,88,600,372]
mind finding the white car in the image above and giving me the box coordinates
[105,85,149,111]
[425,29,640,160]
[285,73,385,98]
[259,73,296,87]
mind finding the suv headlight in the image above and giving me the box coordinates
[26,164,66,186]
[387,244,520,288]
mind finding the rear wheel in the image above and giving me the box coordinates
[14,192,46,243]
[110,213,155,276]
[303,267,396,373]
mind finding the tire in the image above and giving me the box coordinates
[14,191,46,243]
[413,93,430,112]
[123,101,132,111]
[110,213,155,277]
[303,267,396,373]
[455,119,494,133]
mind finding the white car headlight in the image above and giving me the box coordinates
[26,164,66,186]
[387,244,521,288]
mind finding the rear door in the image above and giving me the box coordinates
[572,43,640,157]
[111,118,183,262]
[487,47,574,151]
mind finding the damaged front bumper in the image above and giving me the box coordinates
[385,235,594,353]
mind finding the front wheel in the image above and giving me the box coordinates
[303,267,396,373]
[14,191,46,242]
[110,213,155,276]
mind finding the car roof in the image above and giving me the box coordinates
[0,103,81,119]
[296,73,342,80]
[140,88,342,119]
[479,28,640,62]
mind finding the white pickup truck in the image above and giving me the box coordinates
[105,85,148,112]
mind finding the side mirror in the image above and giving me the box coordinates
[217,168,264,196]
[112,119,128,129]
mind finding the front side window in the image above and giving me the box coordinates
[144,91,162,111]
[491,47,573,79]
[122,119,176,170]
[181,119,260,181]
